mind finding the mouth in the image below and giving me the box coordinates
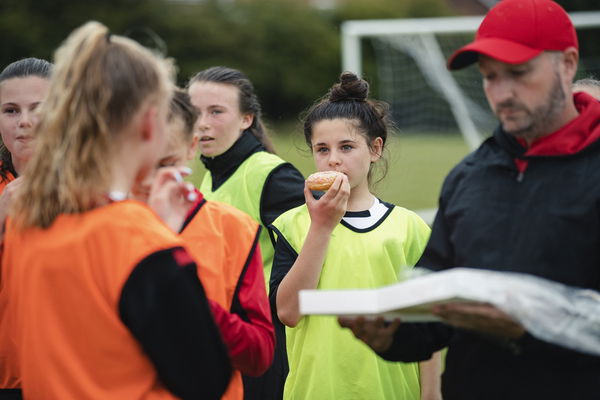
[496,103,525,117]
[200,136,215,142]
[15,135,33,142]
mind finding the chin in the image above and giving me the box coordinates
[200,147,227,158]
[199,145,217,158]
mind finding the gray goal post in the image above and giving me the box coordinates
[342,12,600,151]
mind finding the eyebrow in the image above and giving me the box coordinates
[313,139,357,147]
[1,101,42,107]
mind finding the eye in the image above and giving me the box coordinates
[210,109,223,115]
[509,69,527,77]
[158,159,178,168]
[2,107,18,115]
[482,72,496,82]
[315,147,329,153]
[341,144,353,151]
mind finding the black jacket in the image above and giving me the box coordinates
[202,130,305,400]
[201,130,305,227]
[382,94,600,400]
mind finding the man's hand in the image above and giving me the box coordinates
[338,316,401,353]
[433,302,525,338]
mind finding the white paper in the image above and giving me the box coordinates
[299,268,600,356]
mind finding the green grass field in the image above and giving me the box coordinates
[188,130,471,211]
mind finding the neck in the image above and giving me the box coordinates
[12,156,26,176]
[347,181,374,211]
[108,143,140,199]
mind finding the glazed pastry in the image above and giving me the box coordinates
[306,171,343,191]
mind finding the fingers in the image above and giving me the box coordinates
[385,318,401,334]
[338,316,355,329]
[155,166,192,186]
[338,316,400,353]
[433,302,525,338]
[319,177,339,200]
[304,182,316,204]
[152,166,197,202]
[321,173,348,201]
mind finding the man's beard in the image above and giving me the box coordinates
[496,72,566,141]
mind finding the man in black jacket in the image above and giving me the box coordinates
[339,0,600,399]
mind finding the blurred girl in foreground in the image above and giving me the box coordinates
[2,21,231,399]
[132,89,275,400]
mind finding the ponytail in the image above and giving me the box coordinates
[13,21,173,229]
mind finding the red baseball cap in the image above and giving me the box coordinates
[447,0,578,70]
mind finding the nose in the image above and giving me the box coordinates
[486,77,515,106]
[18,110,34,129]
[327,149,341,168]
[196,113,210,132]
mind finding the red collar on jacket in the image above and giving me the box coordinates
[514,92,600,172]
[184,188,205,221]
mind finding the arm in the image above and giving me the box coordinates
[259,163,306,226]
[275,175,350,327]
[416,198,454,271]
[338,316,453,362]
[119,247,232,400]
[208,244,275,376]
[419,351,443,400]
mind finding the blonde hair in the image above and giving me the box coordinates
[13,21,174,229]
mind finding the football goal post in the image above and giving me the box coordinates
[341,11,600,151]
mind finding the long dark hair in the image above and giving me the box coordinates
[303,71,390,186]
[0,57,53,181]
[188,66,275,153]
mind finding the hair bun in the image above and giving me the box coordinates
[328,71,368,102]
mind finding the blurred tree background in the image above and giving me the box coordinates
[1,0,597,122]
[1,0,452,121]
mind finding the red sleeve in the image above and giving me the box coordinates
[209,245,275,376]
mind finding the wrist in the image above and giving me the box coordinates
[308,221,336,236]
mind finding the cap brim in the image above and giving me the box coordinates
[447,38,543,70]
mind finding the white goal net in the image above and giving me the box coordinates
[342,12,600,150]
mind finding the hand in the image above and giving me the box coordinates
[305,174,350,232]
[338,316,401,353]
[0,177,23,225]
[433,302,525,339]
[147,167,197,232]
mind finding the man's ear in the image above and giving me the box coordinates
[140,106,158,141]
[561,47,579,83]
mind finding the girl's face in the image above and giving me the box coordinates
[0,76,49,172]
[310,118,382,191]
[131,114,195,203]
[188,81,252,157]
